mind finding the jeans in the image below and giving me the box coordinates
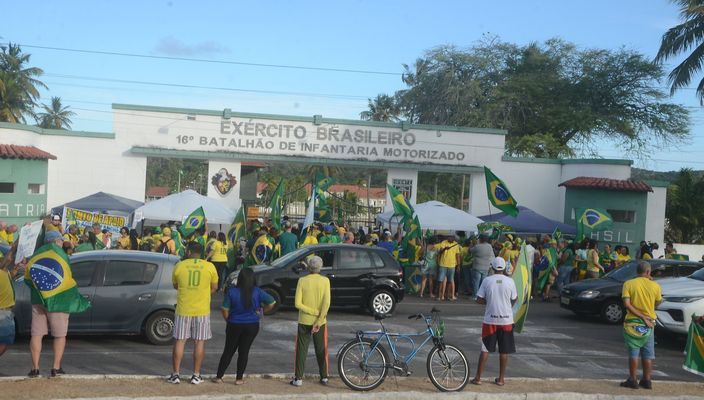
[470,269,487,298]
[461,267,473,294]
[556,265,573,292]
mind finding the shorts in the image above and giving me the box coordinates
[31,305,69,338]
[627,332,655,360]
[0,310,15,345]
[437,267,455,283]
[173,315,212,341]
[481,323,515,354]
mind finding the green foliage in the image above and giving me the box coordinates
[655,0,704,103]
[666,168,704,243]
[145,158,208,194]
[0,43,46,123]
[360,94,401,122]
[389,37,689,157]
[37,97,75,129]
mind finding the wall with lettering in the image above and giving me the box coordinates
[0,158,48,225]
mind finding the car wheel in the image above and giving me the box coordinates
[601,300,624,324]
[369,290,396,315]
[262,287,281,315]
[144,310,175,345]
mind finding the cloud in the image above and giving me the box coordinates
[153,36,230,57]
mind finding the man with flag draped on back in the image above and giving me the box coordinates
[484,167,519,217]
[24,230,91,378]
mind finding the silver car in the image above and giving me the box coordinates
[14,250,179,345]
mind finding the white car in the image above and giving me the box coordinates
[655,268,704,334]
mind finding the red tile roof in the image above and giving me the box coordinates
[0,144,56,160]
[146,186,170,197]
[242,161,266,168]
[559,177,653,193]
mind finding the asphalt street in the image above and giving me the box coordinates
[0,294,698,382]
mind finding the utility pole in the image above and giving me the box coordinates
[460,175,465,210]
[434,175,439,200]
[366,175,371,226]
[177,170,183,192]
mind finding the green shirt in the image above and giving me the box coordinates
[75,242,99,253]
[319,234,341,244]
[278,231,298,256]
[561,248,575,267]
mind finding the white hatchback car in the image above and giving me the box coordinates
[656,268,704,334]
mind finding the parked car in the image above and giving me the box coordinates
[656,267,704,335]
[236,244,405,315]
[560,259,704,324]
[14,250,180,345]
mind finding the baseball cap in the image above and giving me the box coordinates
[52,214,61,221]
[490,257,507,271]
[44,230,63,243]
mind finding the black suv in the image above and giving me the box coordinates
[242,244,405,315]
[560,259,704,324]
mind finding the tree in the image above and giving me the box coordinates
[666,168,704,243]
[655,0,704,103]
[0,43,46,123]
[392,38,690,158]
[37,97,75,129]
[360,94,401,122]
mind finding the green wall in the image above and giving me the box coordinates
[0,158,49,226]
[563,188,647,255]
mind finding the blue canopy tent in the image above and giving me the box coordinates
[51,191,144,217]
[479,206,577,236]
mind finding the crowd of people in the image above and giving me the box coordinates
[0,214,691,390]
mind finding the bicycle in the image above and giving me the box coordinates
[337,308,469,392]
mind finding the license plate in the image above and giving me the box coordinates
[560,297,570,305]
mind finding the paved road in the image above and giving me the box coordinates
[0,294,697,382]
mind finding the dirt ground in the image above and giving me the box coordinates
[0,376,702,399]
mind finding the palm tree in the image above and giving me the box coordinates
[38,97,75,129]
[360,94,401,122]
[0,43,46,123]
[655,0,704,103]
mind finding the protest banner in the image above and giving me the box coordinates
[15,220,43,264]
[62,206,127,238]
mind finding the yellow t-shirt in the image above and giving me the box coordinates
[172,258,218,316]
[622,276,662,320]
[642,253,653,260]
[118,236,130,249]
[295,273,331,326]
[615,254,631,269]
[211,240,228,262]
[587,248,600,273]
[436,240,460,268]
[0,231,8,244]
[302,235,318,246]
[0,269,15,309]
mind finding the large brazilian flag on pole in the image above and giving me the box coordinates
[575,208,613,241]
[24,243,91,313]
[179,206,206,238]
[484,167,519,217]
[387,184,414,220]
[512,243,532,333]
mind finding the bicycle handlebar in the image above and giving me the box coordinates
[407,308,441,320]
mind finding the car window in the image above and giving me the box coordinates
[370,252,385,268]
[605,262,637,282]
[651,264,675,279]
[310,250,334,269]
[337,249,372,269]
[72,261,99,287]
[103,261,158,286]
[677,263,701,277]
[690,268,704,281]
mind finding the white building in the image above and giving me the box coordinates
[0,104,666,251]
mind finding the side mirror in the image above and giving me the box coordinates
[293,261,306,274]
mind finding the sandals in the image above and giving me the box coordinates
[494,378,505,386]
[470,378,481,385]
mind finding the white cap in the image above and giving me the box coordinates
[490,257,507,271]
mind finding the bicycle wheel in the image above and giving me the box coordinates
[338,338,389,391]
[426,342,470,392]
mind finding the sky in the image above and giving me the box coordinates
[2,0,702,171]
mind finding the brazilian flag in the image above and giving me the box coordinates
[512,243,532,333]
[683,315,704,377]
[314,172,336,191]
[179,207,205,238]
[405,215,422,241]
[484,167,519,217]
[670,253,690,261]
[251,234,273,264]
[268,179,285,230]
[387,184,414,220]
[171,229,186,258]
[228,206,247,246]
[536,247,558,291]
[576,208,613,240]
[24,243,91,313]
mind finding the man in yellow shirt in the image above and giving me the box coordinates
[0,245,17,357]
[168,242,218,385]
[435,235,461,301]
[291,256,331,387]
[621,261,662,390]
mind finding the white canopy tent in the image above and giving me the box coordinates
[376,200,484,233]
[131,190,235,228]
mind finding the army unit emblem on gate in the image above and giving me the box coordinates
[211,168,237,196]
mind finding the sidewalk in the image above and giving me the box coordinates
[0,375,702,400]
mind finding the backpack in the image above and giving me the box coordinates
[156,238,172,254]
